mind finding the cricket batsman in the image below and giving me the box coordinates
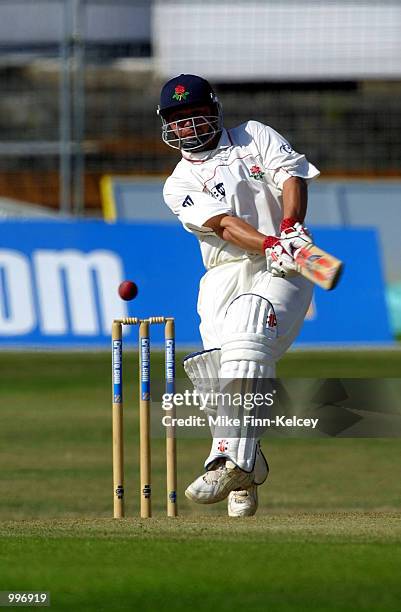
[158,74,320,516]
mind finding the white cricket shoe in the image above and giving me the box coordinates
[185,460,254,504]
[228,484,258,517]
[227,444,269,517]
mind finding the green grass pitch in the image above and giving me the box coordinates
[0,351,400,611]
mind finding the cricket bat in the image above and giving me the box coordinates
[295,243,343,290]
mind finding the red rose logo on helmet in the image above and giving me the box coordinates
[249,165,265,180]
[172,85,189,102]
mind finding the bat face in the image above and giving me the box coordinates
[295,244,343,290]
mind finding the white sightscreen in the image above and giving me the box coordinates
[153,1,401,81]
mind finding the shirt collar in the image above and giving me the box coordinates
[182,128,231,162]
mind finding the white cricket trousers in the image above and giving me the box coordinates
[197,256,313,360]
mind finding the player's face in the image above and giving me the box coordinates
[168,105,213,138]
[161,102,222,151]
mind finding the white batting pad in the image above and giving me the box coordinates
[254,443,269,485]
[205,293,277,471]
[183,348,221,433]
[220,293,277,378]
[183,348,221,392]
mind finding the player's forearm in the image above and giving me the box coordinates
[220,216,266,254]
[282,177,308,222]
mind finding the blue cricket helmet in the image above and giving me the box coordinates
[157,74,223,151]
[158,74,219,118]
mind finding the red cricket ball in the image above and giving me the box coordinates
[118,280,138,301]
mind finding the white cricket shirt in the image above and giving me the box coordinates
[163,120,320,270]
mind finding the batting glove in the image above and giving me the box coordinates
[263,235,298,278]
[263,218,312,279]
[278,217,313,258]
